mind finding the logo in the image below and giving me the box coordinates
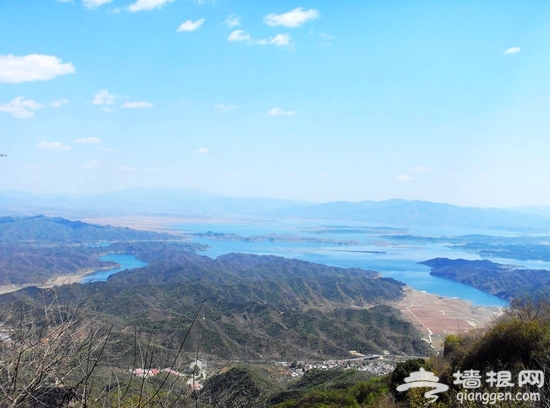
[396,368,544,404]
[396,367,449,403]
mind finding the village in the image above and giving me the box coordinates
[129,351,410,390]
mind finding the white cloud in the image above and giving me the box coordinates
[73,137,101,144]
[0,54,75,83]
[50,99,70,108]
[396,175,414,182]
[257,34,292,46]
[264,8,319,28]
[177,19,205,32]
[319,32,333,46]
[36,141,72,151]
[409,166,433,172]
[268,107,296,116]
[92,89,116,105]
[118,166,137,171]
[503,46,520,55]
[0,97,42,119]
[228,30,251,42]
[128,0,173,12]
[195,147,210,154]
[122,101,153,108]
[82,159,102,169]
[225,15,240,28]
[214,103,237,112]
[83,0,112,9]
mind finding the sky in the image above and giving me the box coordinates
[1,1,550,208]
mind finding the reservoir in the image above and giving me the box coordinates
[175,219,523,307]
[81,253,147,283]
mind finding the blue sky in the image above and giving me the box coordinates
[1,0,549,207]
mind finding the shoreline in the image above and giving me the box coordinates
[392,286,504,350]
[0,266,115,295]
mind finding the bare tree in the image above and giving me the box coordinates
[0,290,111,407]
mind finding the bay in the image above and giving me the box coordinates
[174,219,549,307]
[81,253,147,283]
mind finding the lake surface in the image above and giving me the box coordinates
[173,219,550,307]
[81,253,147,283]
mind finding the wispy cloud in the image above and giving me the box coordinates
[177,19,205,32]
[319,32,333,46]
[195,147,210,154]
[224,15,240,28]
[0,54,75,83]
[396,175,413,182]
[73,137,101,144]
[268,107,296,116]
[228,30,252,42]
[127,0,173,12]
[118,166,137,171]
[50,99,70,108]
[229,30,292,47]
[503,46,520,55]
[121,101,153,108]
[83,0,112,9]
[264,8,319,28]
[92,89,116,105]
[82,159,102,169]
[214,104,237,112]
[37,141,72,151]
[257,34,292,47]
[0,97,42,119]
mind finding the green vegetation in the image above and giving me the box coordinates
[0,238,432,407]
[0,215,177,244]
[272,299,550,407]
[0,250,428,362]
[0,216,202,285]
[422,257,550,301]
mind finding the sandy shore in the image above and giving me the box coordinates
[0,270,99,295]
[2,215,507,351]
[392,287,504,350]
[79,215,254,234]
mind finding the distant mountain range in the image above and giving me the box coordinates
[0,188,309,218]
[1,189,550,231]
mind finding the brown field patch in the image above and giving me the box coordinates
[393,287,504,350]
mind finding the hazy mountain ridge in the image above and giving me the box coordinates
[3,189,549,231]
[269,199,550,230]
[0,189,310,218]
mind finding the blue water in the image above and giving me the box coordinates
[81,253,147,283]
[172,219,548,307]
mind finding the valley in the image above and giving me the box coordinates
[1,211,550,406]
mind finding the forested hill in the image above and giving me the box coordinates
[0,215,177,244]
[422,257,550,301]
[0,248,430,361]
[0,216,191,285]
